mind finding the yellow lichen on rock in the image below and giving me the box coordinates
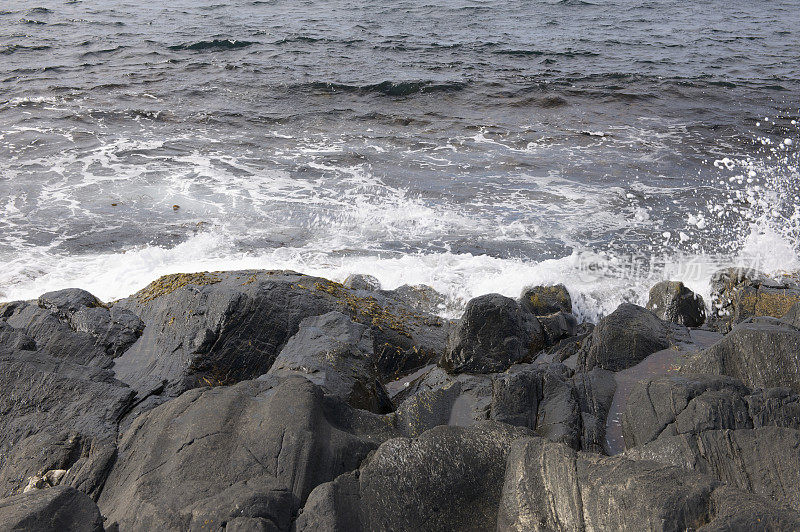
[135,272,222,303]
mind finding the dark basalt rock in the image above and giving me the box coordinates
[111,270,448,398]
[440,294,544,374]
[97,376,399,531]
[625,427,800,511]
[295,422,535,532]
[382,283,447,315]
[782,301,800,328]
[627,374,800,445]
[710,267,800,332]
[519,283,572,315]
[266,311,392,414]
[342,273,381,291]
[1,288,144,366]
[646,280,706,327]
[497,437,800,531]
[0,486,104,532]
[0,347,135,498]
[681,317,800,393]
[390,362,615,452]
[577,303,677,372]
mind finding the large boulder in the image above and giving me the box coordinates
[625,427,800,511]
[577,303,678,372]
[622,374,800,448]
[389,363,615,452]
[342,273,381,291]
[295,422,534,531]
[0,486,104,532]
[497,437,800,531]
[382,284,447,315]
[646,280,706,327]
[97,376,399,530]
[710,267,800,332]
[0,288,144,367]
[681,317,800,393]
[440,294,544,374]
[519,283,572,315]
[266,311,391,414]
[111,270,448,397]
[0,346,134,498]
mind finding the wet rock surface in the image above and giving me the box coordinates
[647,280,706,327]
[3,270,800,530]
[441,293,544,374]
[112,270,448,398]
[681,317,800,392]
[577,303,683,372]
[710,267,800,332]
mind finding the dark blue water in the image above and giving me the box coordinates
[1,0,799,319]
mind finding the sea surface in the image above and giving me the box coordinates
[1,0,799,319]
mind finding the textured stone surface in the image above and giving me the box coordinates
[577,303,678,372]
[441,293,544,374]
[0,486,104,532]
[266,311,391,414]
[97,376,398,530]
[112,270,448,397]
[296,422,534,531]
[647,280,706,327]
[681,317,800,393]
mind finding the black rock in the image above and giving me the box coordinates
[390,362,615,452]
[625,427,800,511]
[111,270,448,398]
[681,317,800,393]
[519,283,572,315]
[0,347,134,497]
[440,294,544,374]
[97,376,399,530]
[577,303,677,372]
[266,311,392,414]
[1,289,143,366]
[382,283,447,315]
[0,486,104,532]
[646,280,706,327]
[342,274,381,291]
[295,422,534,531]
[497,436,800,531]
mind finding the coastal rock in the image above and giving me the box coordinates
[537,310,578,345]
[622,374,786,448]
[295,422,534,531]
[681,317,800,392]
[440,294,544,374]
[709,267,800,332]
[383,283,447,315]
[625,427,800,511]
[266,311,392,414]
[519,283,572,315]
[497,437,800,531]
[342,273,381,291]
[111,270,448,397]
[782,301,800,328]
[577,303,676,372]
[0,347,134,497]
[646,280,706,327]
[97,376,399,530]
[0,486,104,532]
[1,289,143,366]
[390,363,615,452]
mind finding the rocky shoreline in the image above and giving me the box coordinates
[2,267,800,530]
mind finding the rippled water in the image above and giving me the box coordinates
[1,0,799,318]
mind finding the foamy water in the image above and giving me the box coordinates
[1,1,799,321]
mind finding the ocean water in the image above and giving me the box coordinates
[1,0,798,320]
